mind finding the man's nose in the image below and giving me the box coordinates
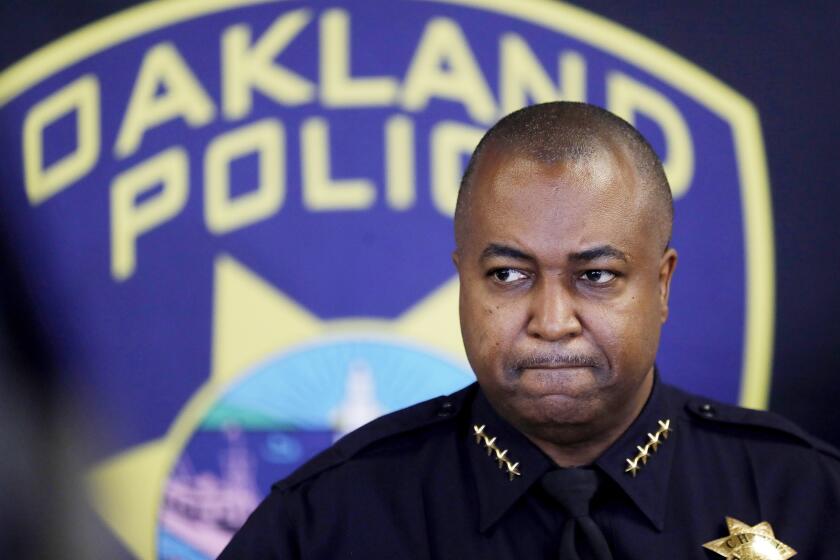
[526,279,582,341]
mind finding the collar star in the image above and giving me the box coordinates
[624,456,641,476]
[624,418,671,477]
[703,517,796,559]
[646,431,662,451]
[472,424,521,481]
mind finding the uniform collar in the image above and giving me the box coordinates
[467,389,554,532]
[594,373,676,531]
[467,373,676,533]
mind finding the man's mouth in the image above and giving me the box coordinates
[513,352,602,372]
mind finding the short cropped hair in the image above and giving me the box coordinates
[455,102,674,249]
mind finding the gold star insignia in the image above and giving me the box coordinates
[624,418,672,477]
[472,425,521,482]
[473,424,486,443]
[703,517,796,559]
[657,419,672,439]
[625,456,641,477]
[505,461,521,480]
[484,436,497,455]
[494,448,508,467]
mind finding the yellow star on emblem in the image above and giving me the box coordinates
[86,255,470,558]
[703,517,796,559]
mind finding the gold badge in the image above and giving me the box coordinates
[703,517,796,559]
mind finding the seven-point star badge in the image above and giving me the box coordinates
[703,517,796,559]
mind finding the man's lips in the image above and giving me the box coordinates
[521,364,594,369]
[512,352,603,371]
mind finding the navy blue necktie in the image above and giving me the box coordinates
[541,468,614,560]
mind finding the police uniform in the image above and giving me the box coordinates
[218,375,840,559]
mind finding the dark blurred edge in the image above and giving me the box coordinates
[0,214,127,555]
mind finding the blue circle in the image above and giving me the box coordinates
[202,338,474,430]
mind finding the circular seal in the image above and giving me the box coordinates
[156,337,473,559]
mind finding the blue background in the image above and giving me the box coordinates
[0,1,837,558]
[0,0,747,452]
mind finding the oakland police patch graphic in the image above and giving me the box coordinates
[0,0,772,558]
[158,336,472,558]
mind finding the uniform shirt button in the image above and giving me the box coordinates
[438,402,454,417]
[699,403,716,417]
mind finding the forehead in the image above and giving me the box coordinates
[462,146,654,259]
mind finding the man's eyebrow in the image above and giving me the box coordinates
[569,245,628,263]
[480,243,535,262]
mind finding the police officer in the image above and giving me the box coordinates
[218,102,840,559]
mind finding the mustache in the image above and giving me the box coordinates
[511,351,603,371]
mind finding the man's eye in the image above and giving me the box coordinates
[491,269,527,283]
[581,270,616,284]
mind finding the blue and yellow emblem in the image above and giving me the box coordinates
[0,0,773,557]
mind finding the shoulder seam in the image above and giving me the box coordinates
[273,383,477,492]
[684,397,840,461]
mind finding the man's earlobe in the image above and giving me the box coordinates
[659,248,678,322]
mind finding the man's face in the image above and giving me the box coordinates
[454,143,677,446]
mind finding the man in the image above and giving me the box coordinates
[219,102,840,559]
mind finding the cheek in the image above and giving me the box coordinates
[461,294,517,364]
[590,294,662,365]
[473,303,505,354]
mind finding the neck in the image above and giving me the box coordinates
[525,370,655,467]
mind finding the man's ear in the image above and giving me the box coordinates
[658,247,678,323]
[451,250,460,271]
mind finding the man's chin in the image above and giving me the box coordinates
[516,367,602,400]
[497,390,603,432]
[531,393,600,424]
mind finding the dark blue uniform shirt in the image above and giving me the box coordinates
[219,377,840,558]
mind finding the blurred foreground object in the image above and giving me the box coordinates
[0,236,102,558]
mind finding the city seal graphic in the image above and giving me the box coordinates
[0,0,772,558]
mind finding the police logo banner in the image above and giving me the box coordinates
[0,0,772,558]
